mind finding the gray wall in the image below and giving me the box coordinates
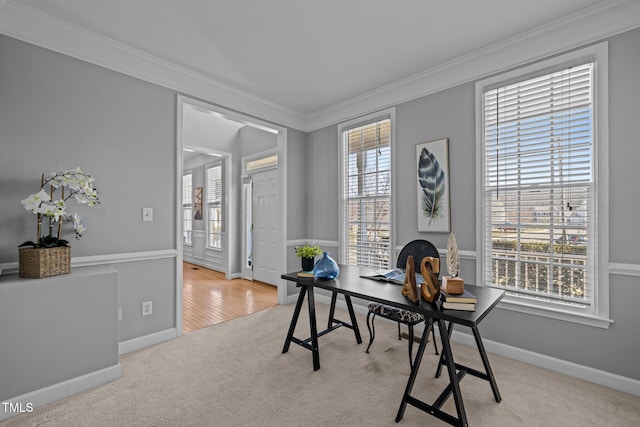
[307,125,340,241]
[305,28,640,381]
[239,126,278,157]
[286,127,308,242]
[0,35,177,345]
[2,21,638,390]
[0,266,119,401]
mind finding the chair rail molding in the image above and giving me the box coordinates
[0,249,177,275]
[609,262,640,277]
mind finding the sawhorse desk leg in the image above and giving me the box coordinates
[435,323,501,403]
[328,292,363,344]
[396,319,468,426]
[282,286,362,372]
[282,285,321,371]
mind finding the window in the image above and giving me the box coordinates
[206,164,223,249]
[340,112,393,269]
[476,43,610,327]
[182,172,192,245]
[246,155,278,172]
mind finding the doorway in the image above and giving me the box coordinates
[176,95,288,336]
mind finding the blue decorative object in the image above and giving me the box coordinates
[313,251,339,280]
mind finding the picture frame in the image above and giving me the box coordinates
[416,138,450,232]
[194,187,203,220]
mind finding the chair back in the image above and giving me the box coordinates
[396,240,440,278]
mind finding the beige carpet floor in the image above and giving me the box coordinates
[2,303,639,426]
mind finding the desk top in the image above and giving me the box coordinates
[282,264,504,327]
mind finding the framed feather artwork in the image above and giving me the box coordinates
[416,138,450,232]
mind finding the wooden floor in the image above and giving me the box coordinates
[182,262,278,334]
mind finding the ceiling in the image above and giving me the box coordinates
[3,1,640,130]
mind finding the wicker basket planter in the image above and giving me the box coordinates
[19,246,71,279]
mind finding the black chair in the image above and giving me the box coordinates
[366,240,440,367]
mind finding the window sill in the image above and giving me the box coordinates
[205,247,222,252]
[497,296,613,329]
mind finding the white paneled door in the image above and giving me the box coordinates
[251,168,280,286]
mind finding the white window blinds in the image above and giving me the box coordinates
[206,165,222,205]
[341,118,392,269]
[206,164,222,249]
[182,173,193,245]
[481,62,594,307]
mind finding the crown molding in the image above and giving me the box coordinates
[1,1,639,133]
[305,0,640,131]
[0,1,306,131]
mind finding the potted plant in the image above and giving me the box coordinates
[18,167,100,278]
[296,242,322,271]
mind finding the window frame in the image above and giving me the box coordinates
[205,162,223,250]
[182,171,193,246]
[338,108,396,270]
[475,42,611,328]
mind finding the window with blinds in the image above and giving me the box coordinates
[340,118,392,269]
[480,62,595,308]
[206,164,223,249]
[182,172,192,245]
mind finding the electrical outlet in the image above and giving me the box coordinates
[142,301,152,316]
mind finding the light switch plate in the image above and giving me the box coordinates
[142,208,153,222]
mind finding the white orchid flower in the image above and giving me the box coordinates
[20,189,51,213]
[72,213,85,237]
[22,168,99,243]
[36,201,66,222]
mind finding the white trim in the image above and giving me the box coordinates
[3,1,638,132]
[278,128,288,305]
[306,0,640,131]
[610,262,640,277]
[0,249,177,276]
[176,96,185,337]
[74,249,177,266]
[0,364,122,421]
[118,328,177,355]
[496,298,613,329]
[292,297,637,396]
[0,1,306,130]
[450,329,640,397]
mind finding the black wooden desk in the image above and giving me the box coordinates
[281,264,504,427]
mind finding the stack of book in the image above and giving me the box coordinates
[441,289,477,311]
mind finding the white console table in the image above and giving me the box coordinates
[0,266,121,420]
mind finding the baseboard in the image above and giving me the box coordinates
[449,329,640,397]
[118,328,177,355]
[302,295,640,397]
[0,364,121,421]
